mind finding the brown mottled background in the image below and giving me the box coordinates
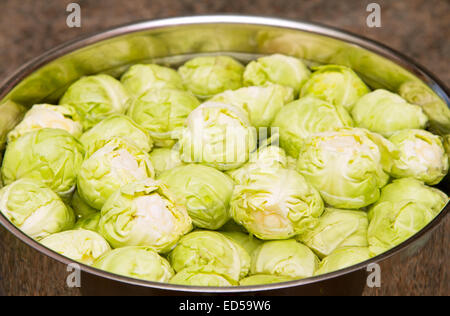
[0,0,448,296]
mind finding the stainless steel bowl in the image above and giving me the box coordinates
[0,15,448,296]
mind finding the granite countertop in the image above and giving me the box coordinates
[0,0,448,296]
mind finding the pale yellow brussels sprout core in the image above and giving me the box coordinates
[0,178,75,240]
[41,229,111,265]
[300,65,370,111]
[77,137,154,210]
[315,247,372,276]
[352,89,428,137]
[93,246,174,282]
[80,115,153,153]
[179,102,257,171]
[271,96,354,158]
[298,208,368,258]
[389,129,448,185]
[121,64,185,98]
[239,275,294,286]
[1,128,84,197]
[168,231,250,283]
[297,128,398,209]
[159,164,234,230]
[210,84,294,127]
[243,54,311,96]
[7,104,83,143]
[148,148,183,178]
[251,240,319,279]
[178,56,244,99]
[170,270,234,286]
[99,179,192,252]
[127,88,200,147]
[59,74,129,130]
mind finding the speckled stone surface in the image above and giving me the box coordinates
[0,0,448,296]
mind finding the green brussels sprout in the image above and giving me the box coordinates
[178,56,244,99]
[159,164,234,230]
[121,64,184,97]
[297,128,398,209]
[251,240,319,279]
[367,200,436,255]
[71,190,98,220]
[1,128,84,197]
[127,88,200,147]
[230,167,324,240]
[243,54,311,96]
[210,84,294,127]
[93,246,174,282]
[315,247,372,275]
[0,178,75,240]
[99,179,192,252]
[77,137,154,210]
[40,229,111,265]
[168,231,250,283]
[352,89,429,137]
[80,115,153,153]
[179,102,257,171]
[389,129,448,185]
[298,208,368,258]
[59,74,129,130]
[148,148,183,178]
[74,213,101,232]
[170,270,234,286]
[271,97,354,158]
[300,65,370,111]
[221,231,263,256]
[239,275,294,286]
[7,104,83,143]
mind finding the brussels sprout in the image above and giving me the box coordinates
[243,54,311,96]
[210,85,294,127]
[71,190,98,220]
[231,168,324,240]
[300,65,370,111]
[77,137,154,210]
[127,88,200,147]
[297,128,397,209]
[298,208,368,258]
[99,179,192,252]
[159,164,234,230]
[179,102,257,171]
[40,229,111,265]
[389,129,448,185]
[367,200,436,255]
[59,74,129,130]
[1,128,84,197]
[220,219,247,233]
[221,231,263,256]
[80,115,153,153]
[178,56,244,99]
[352,89,428,137]
[170,270,234,286]
[251,240,319,279]
[239,275,294,286]
[168,231,250,283]
[93,246,174,282]
[315,247,372,275]
[0,178,75,240]
[74,213,101,232]
[148,148,183,178]
[121,64,184,97]
[271,97,354,158]
[7,104,83,143]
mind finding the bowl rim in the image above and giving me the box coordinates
[0,14,448,293]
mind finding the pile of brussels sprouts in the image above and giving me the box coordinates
[1,53,448,287]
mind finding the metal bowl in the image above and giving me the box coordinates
[0,15,448,296]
